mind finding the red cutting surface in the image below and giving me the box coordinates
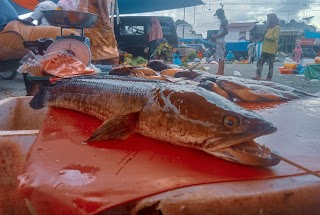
[18,98,320,215]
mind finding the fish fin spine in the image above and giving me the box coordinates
[87,111,140,142]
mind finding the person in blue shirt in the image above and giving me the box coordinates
[0,0,78,61]
[0,0,19,31]
[172,50,182,66]
[225,51,236,62]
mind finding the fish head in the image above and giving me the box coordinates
[147,86,279,167]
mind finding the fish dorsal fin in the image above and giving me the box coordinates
[87,111,140,142]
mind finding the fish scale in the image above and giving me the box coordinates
[30,76,280,166]
[46,78,153,121]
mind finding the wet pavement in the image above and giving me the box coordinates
[1,62,320,100]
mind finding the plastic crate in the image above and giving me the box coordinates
[278,67,294,74]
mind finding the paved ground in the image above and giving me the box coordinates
[1,62,320,100]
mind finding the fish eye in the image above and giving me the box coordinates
[223,116,240,128]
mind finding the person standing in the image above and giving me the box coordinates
[254,13,280,81]
[148,17,163,59]
[211,8,228,75]
[247,41,256,64]
[22,0,57,26]
[293,43,303,63]
[78,0,119,65]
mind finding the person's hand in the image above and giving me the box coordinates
[211,34,217,42]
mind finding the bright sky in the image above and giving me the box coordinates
[19,0,320,37]
[140,0,320,36]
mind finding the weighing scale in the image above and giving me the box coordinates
[42,10,98,66]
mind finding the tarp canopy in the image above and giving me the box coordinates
[9,0,204,15]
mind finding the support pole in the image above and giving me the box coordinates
[183,7,185,39]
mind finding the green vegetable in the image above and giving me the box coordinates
[124,56,148,66]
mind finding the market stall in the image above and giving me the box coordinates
[15,97,320,215]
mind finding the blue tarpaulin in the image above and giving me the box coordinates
[9,0,204,15]
[305,31,320,39]
[225,42,250,52]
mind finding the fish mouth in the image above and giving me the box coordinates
[202,137,280,167]
[205,140,280,167]
[202,124,280,167]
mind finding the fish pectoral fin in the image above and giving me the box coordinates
[87,112,139,142]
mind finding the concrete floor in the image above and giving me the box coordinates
[1,62,320,100]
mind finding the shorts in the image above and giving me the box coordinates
[215,42,226,60]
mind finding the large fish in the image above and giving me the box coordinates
[216,76,317,99]
[30,76,280,167]
[193,74,317,101]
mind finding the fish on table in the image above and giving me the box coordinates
[215,76,317,99]
[30,76,280,167]
[107,66,317,102]
[192,74,318,102]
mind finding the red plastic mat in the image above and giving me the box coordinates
[18,98,320,215]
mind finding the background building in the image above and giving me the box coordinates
[206,20,317,54]
[176,23,203,39]
[225,22,257,42]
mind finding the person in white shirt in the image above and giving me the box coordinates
[247,41,256,64]
[211,8,228,75]
[22,0,57,26]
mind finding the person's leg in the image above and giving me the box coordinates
[217,59,225,75]
[255,52,267,80]
[148,40,156,59]
[27,25,79,41]
[215,42,225,75]
[0,31,27,60]
[267,54,275,80]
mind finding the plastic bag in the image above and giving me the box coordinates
[284,58,297,69]
[17,52,44,76]
[40,51,97,78]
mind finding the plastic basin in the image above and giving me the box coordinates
[0,97,47,215]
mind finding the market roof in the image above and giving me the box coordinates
[9,0,205,15]
[228,22,258,32]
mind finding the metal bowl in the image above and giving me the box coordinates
[43,10,98,28]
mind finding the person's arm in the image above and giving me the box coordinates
[264,26,280,42]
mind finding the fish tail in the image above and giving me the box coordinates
[29,85,48,110]
[291,89,317,98]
